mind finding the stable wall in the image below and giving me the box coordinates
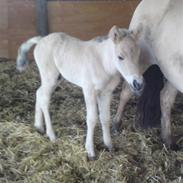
[0,0,140,59]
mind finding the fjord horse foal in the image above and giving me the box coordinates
[17,26,143,159]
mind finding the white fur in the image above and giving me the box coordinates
[17,26,143,158]
[130,0,183,147]
[115,0,183,147]
[130,0,183,92]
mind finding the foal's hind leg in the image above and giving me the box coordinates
[113,81,133,133]
[34,87,44,133]
[160,81,177,149]
[35,74,60,141]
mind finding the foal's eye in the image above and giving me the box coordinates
[118,56,124,61]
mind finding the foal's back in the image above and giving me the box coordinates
[33,32,110,88]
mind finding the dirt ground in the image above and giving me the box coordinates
[0,59,182,183]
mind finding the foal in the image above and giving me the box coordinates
[17,26,143,159]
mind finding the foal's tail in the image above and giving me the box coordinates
[16,36,42,72]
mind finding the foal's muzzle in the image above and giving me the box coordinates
[132,79,144,95]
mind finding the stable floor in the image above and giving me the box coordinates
[0,59,182,183]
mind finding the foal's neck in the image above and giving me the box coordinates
[96,39,118,76]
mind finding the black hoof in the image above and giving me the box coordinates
[36,128,45,135]
[170,143,180,151]
[163,136,181,151]
[87,156,97,161]
[105,145,114,153]
[105,144,119,154]
[109,147,117,154]
[112,123,121,135]
[96,144,116,153]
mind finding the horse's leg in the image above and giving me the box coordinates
[160,81,177,149]
[34,62,60,141]
[35,73,62,134]
[98,76,120,151]
[97,91,113,151]
[34,86,44,133]
[39,78,59,141]
[83,88,98,160]
[113,81,133,133]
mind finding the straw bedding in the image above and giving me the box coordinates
[0,59,182,183]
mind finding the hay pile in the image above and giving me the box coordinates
[0,59,182,183]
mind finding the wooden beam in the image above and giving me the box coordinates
[36,0,49,36]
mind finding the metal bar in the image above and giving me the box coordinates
[36,0,49,36]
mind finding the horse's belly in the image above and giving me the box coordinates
[149,1,183,92]
[160,64,183,93]
[153,39,183,92]
[154,36,183,92]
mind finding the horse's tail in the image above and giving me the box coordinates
[16,36,42,72]
[136,65,164,128]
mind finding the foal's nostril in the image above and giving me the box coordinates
[133,80,143,91]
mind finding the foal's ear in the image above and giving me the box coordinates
[109,25,121,43]
[109,25,129,43]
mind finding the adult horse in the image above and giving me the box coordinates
[114,0,183,149]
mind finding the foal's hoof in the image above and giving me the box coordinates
[163,136,181,151]
[97,143,116,155]
[87,155,97,161]
[47,133,56,142]
[35,125,45,134]
[112,123,121,135]
[106,144,118,154]
[105,145,114,153]
[170,143,180,151]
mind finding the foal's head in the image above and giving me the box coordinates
[109,25,144,93]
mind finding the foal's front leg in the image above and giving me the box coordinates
[98,76,120,151]
[83,88,98,160]
[160,81,177,149]
[97,91,113,151]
